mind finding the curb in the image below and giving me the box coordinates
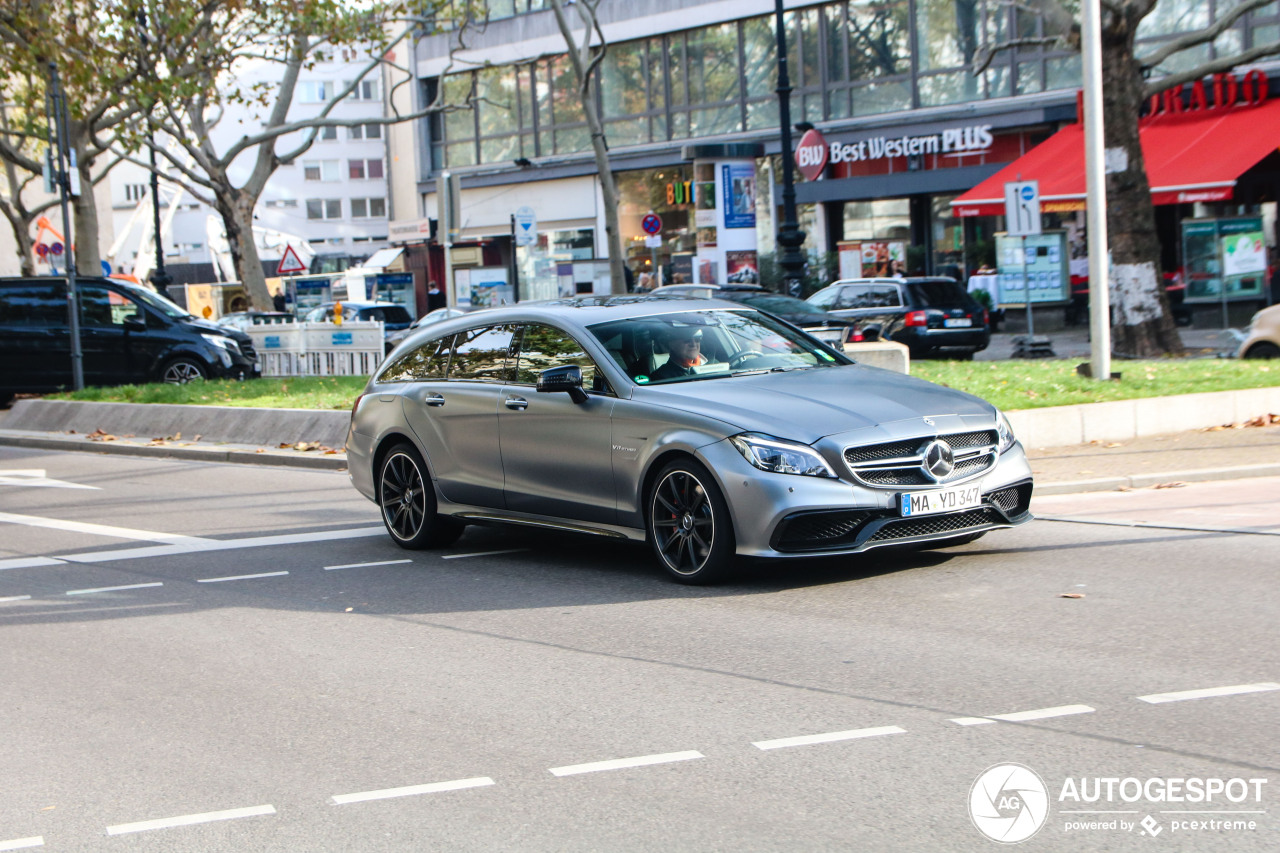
[1031,463,1280,496]
[0,430,347,470]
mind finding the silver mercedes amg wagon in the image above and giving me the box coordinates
[346,296,1033,583]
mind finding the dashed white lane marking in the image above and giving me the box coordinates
[324,559,413,571]
[442,549,528,560]
[197,572,289,584]
[106,804,275,835]
[550,750,704,777]
[752,725,906,751]
[332,776,495,804]
[0,595,32,603]
[0,557,66,571]
[66,582,164,596]
[1137,682,1280,704]
[0,511,209,545]
[0,468,98,489]
[950,704,1096,725]
[56,526,385,563]
[0,837,43,851]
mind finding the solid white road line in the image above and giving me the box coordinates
[66,582,164,596]
[332,777,495,804]
[56,526,386,564]
[0,557,66,571]
[197,572,289,583]
[0,511,209,545]
[442,549,528,560]
[549,751,703,777]
[1137,682,1280,704]
[752,725,906,750]
[0,595,33,603]
[0,837,43,851]
[950,705,1095,725]
[324,559,413,570]
[106,804,276,835]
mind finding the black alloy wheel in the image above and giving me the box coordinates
[378,442,463,549]
[1245,342,1280,359]
[648,459,734,584]
[161,357,207,384]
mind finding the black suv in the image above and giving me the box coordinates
[806,277,990,359]
[0,276,260,404]
[650,284,862,350]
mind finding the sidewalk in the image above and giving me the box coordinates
[2,399,1277,495]
[976,325,1239,361]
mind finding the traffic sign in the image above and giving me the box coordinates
[276,245,307,275]
[514,206,537,246]
[642,212,663,235]
[644,235,662,248]
[1004,181,1041,236]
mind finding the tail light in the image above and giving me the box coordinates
[846,326,863,343]
[983,309,989,326]
[904,310,928,327]
[350,393,364,423]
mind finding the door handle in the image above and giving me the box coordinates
[423,393,445,407]
[504,396,528,411]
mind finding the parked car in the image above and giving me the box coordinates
[303,300,414,354]
[650,283,862,350]
[216,310,295,333]
[346,296,1033,584]
[806,277,990,359]
[0,276,260,405]
[1237,303,1280,359]
[385,306,470,350]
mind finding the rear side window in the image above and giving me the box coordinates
[360,306,412,324]
[908,280,971,308]
[842,285,901,308]
[378,334,452,382]
[447,325,516,382]
[0,281,65,326]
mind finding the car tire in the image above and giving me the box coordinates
[0,390,13,408]
[1244,342,1280,359]
[161,357,208,384]
[647,458,735,584]
[378,442,463,549]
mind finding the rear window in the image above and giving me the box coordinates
[908,280,972,308]
[0,281,65,326]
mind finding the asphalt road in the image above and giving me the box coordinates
[1,447,1277,852]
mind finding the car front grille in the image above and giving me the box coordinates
[240,342,258,362]
[865,508,1001,543]
[844,429,998,488]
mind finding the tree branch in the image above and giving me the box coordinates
[1143,41,1280,98]
[1140,0,1273,71]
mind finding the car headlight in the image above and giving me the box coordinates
[201,334,240,354]
[729,433,837,478]
[995,410,1016,453]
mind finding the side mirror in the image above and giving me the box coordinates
[123,316,146,333]
[537,364,588,404]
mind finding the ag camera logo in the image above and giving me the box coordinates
[969,763,1050,843]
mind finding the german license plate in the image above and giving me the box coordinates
[899,484,982,517]
[943,317,972,327]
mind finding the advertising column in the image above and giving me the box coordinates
[685,144,763,285]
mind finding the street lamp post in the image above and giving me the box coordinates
[773,0,807,296]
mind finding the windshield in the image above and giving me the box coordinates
[118,282,192,319]
[587,309,850,386]
[735,293,832,319]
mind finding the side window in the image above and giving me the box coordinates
[872,285,904,308]
[0,282,65,326]
[447,325,516,382]
[808,288,839,309]
[80,285,142,327]
[513,324,605,393]
[838,286,869,308]
[378,334,451,382]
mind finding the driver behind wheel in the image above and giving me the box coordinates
[651,326,715,381]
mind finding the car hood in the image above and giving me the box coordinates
[635,364,996,444]
[187,316,251,344]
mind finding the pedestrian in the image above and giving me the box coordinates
[272,288,286,312]
[426,280,447,311]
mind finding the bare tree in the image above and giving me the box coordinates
[546,0,627,295]
[977,0,1280,357]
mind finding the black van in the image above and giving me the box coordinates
[0,276,260,405]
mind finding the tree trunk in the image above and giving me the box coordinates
[216,188,272,309]
[1,206,37,275]
[585,110,627,295]
[1101,15,1184,357]
[71,144,102,278]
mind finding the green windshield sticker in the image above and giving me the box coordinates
[636,376,650,383]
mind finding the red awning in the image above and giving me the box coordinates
[951,97,1280,216]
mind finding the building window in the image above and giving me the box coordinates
[318,125,338,141]
[349,123,383,140]
[303,160,341,181]
[348,158,385,180]
[306,199,343,220]
[345,79,380,101]
[123,183,147,202]
[351,197,387,218]
[264,199,299,208]
[297,81,333,103]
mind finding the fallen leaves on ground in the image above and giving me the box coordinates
[86,428,116,442]
[1059,593,1086,599]
[1204,413,1280,431]
[278,440,338,453]
[1153,481,1186,489]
